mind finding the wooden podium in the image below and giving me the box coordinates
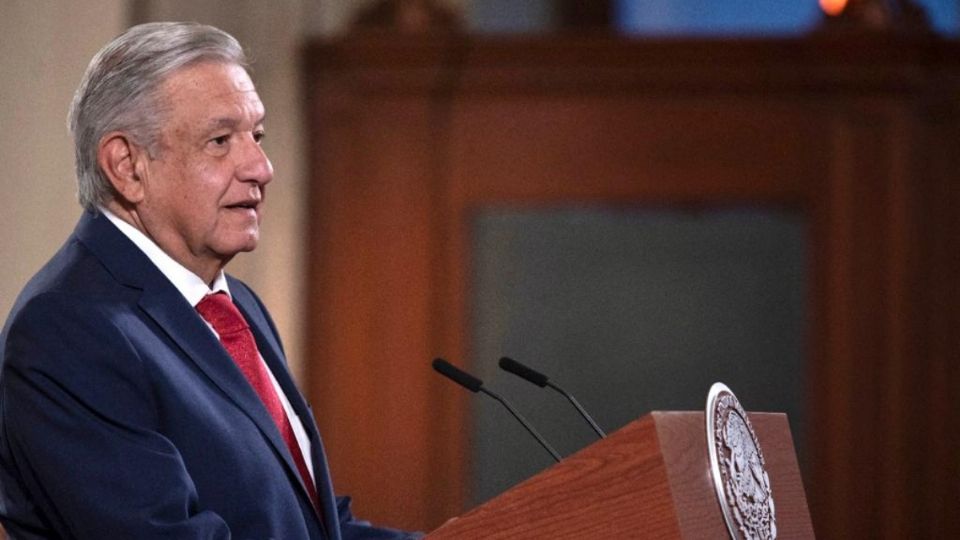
[426,412,814,539]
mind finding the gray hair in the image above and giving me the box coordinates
[68,22,248,211]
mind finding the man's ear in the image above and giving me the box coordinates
[97,132,149,204]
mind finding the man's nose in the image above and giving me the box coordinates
[237,135,274,185]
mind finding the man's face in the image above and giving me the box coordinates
[135,61,273,279]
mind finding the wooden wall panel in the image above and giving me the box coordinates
[305,91,454,528]
[304,35,960,535]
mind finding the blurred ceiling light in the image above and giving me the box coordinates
[820,0,849,17]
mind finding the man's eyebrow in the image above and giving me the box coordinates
[204,114,266,130]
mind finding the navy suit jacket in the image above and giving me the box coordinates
[0,211,416,540]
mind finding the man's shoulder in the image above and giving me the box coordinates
[1,230,136,347]
[14,236,121,306]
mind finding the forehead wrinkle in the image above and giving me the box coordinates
[204,110,265,131]
[206,86,259,99]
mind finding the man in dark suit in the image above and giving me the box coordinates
[0,22,419,539]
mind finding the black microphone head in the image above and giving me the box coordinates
[499,357,549,388]
[432,358,483,393]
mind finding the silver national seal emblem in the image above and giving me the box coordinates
[706,383,777,540]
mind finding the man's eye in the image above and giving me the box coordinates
[211,135,230,146]
[253,130,265,144]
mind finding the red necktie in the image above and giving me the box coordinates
[196,292,319,512]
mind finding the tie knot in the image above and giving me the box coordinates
[196,292,248,335]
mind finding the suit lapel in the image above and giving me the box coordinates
[137,285,292,462]
[231,284,341,540]
[76,212,333,537]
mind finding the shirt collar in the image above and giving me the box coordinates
[99,207,230,307]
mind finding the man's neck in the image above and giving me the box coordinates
[102,200,223,285]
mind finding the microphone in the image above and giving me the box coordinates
[432,358,561,462]
[498,357,607,439]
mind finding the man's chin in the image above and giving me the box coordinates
[233,241,259,255]
[215,234,260,259]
